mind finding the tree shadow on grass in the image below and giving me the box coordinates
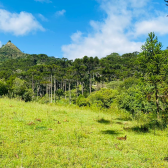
[97,118,111,124]
[115,121,123,125]
[35,126,47,130]
[101,130,121,135]
[123,120,166,133]
[115,117,132,121]
[123,126,149,133]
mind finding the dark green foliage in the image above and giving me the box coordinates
[100,52,138,81]
[23,89,34,102]
[137,32,168,119]
[0,80,8,96]
[10,78,34,101]
[117,84,155,115]
[12,78,27,97]
[56,89,64,100]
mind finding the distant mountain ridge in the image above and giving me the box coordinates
[0,41,26,62]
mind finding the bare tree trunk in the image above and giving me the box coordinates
[48,84,50,102]
[36,84,38,100]
[61,80,62,90]
[65,81,66,99]
[39,85,42,97]
[90,74,92,94]
[58,82,60,89]
[32,75,34,92]
[96,73,98,86]
[56,80,57,90]
[76,80,79,97]
[51,74,52,103]
[42,84,44,96]
[69,81,71,104]
[54,76,56,103]
[46,84,47,96]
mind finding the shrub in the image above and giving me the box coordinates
[56,89,64,100]
[116,84,155,116]
[12,78,26,97]
[106,81,123,89]
[119,77,140,90]
[88,88,119,108]
[38,94,50,104]
[0,80,8,96]
[23,89,34,102]
[76,95,89,107]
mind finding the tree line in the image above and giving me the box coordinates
[0,46,138,102]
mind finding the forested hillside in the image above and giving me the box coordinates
[0,41,139,100]
[0,32,168,130]
[0,40,26,63]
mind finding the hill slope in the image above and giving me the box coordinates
[0,41,26,62]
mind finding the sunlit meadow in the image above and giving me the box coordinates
[0,98,168,168]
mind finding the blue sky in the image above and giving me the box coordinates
[0,0,168,60]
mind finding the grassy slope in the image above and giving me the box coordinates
[0,98,168,168]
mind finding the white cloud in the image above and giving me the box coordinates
[62,0,168,60]
[38,14,48,21]
[0,9,45,36]
[55,10,66,16]
[35,0,52,3]
[134,15,168,36]
[70,31,83,43]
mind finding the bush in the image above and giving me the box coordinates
[0,80,8,96]
[87,88,119,109]
[106,81,123,89]
[12,78,26,97]
[76,95,89,107]
[23,89,34,102]
[56,89,64,100]
[119,77,140,90]
[38,94,50,104]
[116,84,155,116]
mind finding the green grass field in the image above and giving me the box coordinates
[0,98,168,168]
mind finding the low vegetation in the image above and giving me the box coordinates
[0,98,168,167]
